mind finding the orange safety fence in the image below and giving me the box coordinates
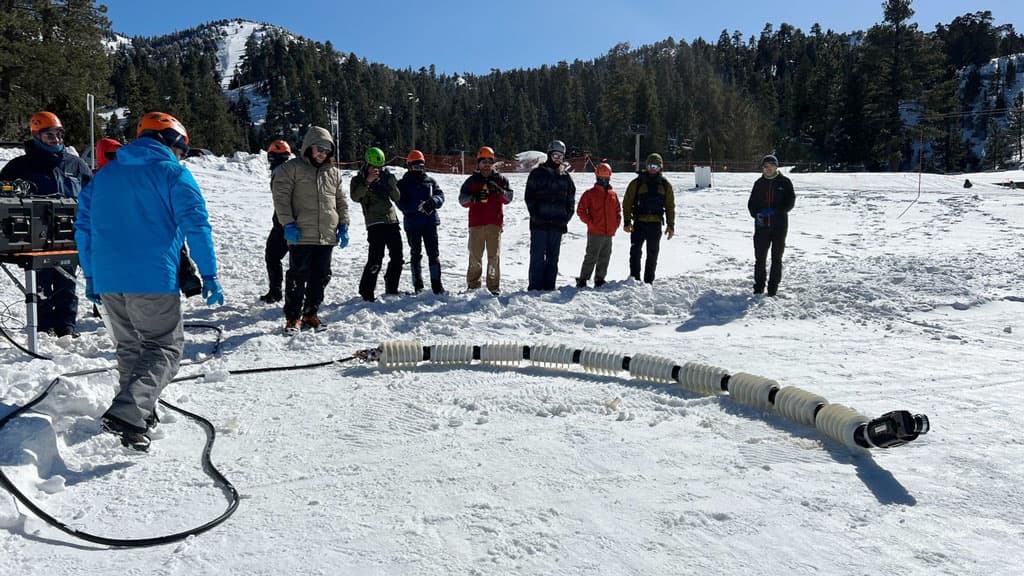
[335,154,781,174]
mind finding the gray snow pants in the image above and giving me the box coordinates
[578,234,614,283]
[102,293,183,430]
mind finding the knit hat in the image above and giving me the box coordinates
[761,154,779,167]
[646,153,663,167]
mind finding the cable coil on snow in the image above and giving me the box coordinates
[774,386,828,426]
[727,373,779,411]
[815,404,871,450]
[677,362,728,396]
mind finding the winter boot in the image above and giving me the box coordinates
[284,318,301,334]
[594,278,606,288]
[576,278,587,288]
[101,414,151,452]
[301,314,326,331]
[259,290,283,304]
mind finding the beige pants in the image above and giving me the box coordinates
[467,224,501,292]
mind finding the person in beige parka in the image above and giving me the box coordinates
[271,126,349,332]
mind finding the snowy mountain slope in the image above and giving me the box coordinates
[1,153,1023,574]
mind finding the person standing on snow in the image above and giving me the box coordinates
[350,146,403,302]
[747,154,795,296]
[397,150,445,295]
[272,126,349,331]
[0,111,92,338]
[75,112,223,451]
[575,163,621,288]
[459,146,513,295]
[259,139,293,304]
[524,140,576,291]
[622,153,675,284]
[94,137,122,170]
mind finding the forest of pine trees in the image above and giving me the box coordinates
[1,1,1022,171]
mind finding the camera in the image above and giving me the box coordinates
[859,410,930,449]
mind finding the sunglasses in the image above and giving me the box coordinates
[550,152,564,160]
[39,128,65,140]
[312,145,332,155]
[409,162,426,170]
[478,159,494,165]
[648,163,662,170]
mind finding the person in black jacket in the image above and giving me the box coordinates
[259,139,293,304]
[0,111,92,337]
[524,140,576,291]
[746,154,795,296]
[397,150,445,294]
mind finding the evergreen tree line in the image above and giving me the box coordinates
[1,2,1021,171]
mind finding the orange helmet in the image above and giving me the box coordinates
[30,111,63,136]
[596,163,612,179]
[96,138,123,169]
[406,150,425,164]
[137,112,189,153]
[267,139,291,155]
[477,146,495,160]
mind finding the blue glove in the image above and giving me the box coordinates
[283,222,301,244]
[760,208,775,217]
[201,275,224,306]
[84,277,101,305]
[337,224,349,249]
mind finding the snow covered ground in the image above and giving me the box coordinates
[1,149,1023,575]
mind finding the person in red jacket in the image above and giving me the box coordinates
[575,163,621,288]
[95,138,122,170]
[458,146,513,295]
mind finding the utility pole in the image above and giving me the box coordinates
[408,92,419,149]
[629,124,647,170]
[86,93,95,169]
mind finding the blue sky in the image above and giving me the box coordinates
[100,0,1020,75]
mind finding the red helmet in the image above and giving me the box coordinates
[30,111,63,136]
[406,150,425,164]
[96,138,123,169]
[596,163,612,179]
[137,112,190,154]
[267,139,291,155]
[477,146,495,160]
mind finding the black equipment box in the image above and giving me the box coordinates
[0,194,78,254]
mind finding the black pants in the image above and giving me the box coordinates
[36,266,78,333]
[284,244,334,320]
[528,228,564,291]
[359,223,404,300]
[406,224,443,293]
[753,225,788,292]
[629,222,662,283]
[264,214,289,294]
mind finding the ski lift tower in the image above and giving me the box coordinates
[628,124,647,171]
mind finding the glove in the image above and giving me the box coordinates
[418,199,436,215]
[623,223,633,234]
[85,277,101,305]
[337,224,349,249]
[201,275,224,306]
[666,228,675,240]
[755,209,774,228]
[760,208,775,217]
[283,222,301,244]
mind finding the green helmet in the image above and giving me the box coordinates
[365,147,386,167]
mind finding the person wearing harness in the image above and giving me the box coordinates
[259,139,294,304]
[350,146,404,302]
[747,154,795,296]
[524,139,576,291]
[575,163,621,288]
[622,153,675,284]
[75,112,223,451]
[397,150,446,295]
[0,111,92,337]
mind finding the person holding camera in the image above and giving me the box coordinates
[0,111,92,337]
[458,146,513,295]
[397,150,445,295]
[350,146,403,302]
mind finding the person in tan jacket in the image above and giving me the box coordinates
[271,126,349,332]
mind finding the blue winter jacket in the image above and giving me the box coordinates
[397,171,444,229]
[75,137,218,294]
[0,140,92,198]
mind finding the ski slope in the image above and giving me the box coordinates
[1,149,1023,575]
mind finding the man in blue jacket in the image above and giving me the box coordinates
[75,112,223,451]
[0,111,92,337]
[397,150,445,294]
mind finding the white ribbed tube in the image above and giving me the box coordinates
[677,362,728,396]
[530,343,574,368]
[728,373,779,411]
[578,347,625,375]
[774,386,828,426]
[479,342,522,366]
[379,341,423,369]
[628,353,677,383]
[429,342,475,366]
[815,404,870,450]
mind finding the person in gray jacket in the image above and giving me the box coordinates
[272,126,349,332]
[350,146,404,301]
